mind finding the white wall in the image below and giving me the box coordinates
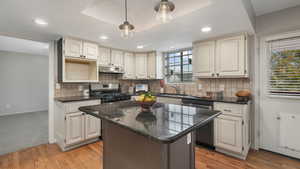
[256,5,300,36]
[0,51,49,116]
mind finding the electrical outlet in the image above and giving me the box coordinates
[56,83,61,90]
[78,85,84,91]
[219,84,225,91]
[198,84,202,90]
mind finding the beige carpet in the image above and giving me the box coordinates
[0,111,48,155]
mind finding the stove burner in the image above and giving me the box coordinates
[90,91,131,103]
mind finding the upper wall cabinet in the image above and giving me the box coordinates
[111,49,124,67]
[147,52,157,79]
[57,38,98,83]
[98,47,111,66]
[83,42,98,60]
[135,53,148,79]
[216,35,247,77]
[123,52,135,79]
[64,38,82,58]
[193,41,215,77]
[64,38,98,60]
[193,34,248,78]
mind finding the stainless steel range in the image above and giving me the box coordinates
[89,83,131,103]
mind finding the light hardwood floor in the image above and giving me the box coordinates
[0,141,300,169]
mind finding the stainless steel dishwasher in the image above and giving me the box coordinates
[182,98,215,149]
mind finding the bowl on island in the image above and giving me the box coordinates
[135,93,157,111]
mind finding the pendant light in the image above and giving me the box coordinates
[154,0,175,23]
[119,0,134,38]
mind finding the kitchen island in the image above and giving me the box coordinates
[79,101,221,169]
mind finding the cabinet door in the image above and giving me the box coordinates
[216,35,246,77]
[135,53,147,79]
[193,41,215,77]
[111,50,124,67]
[98,47,111,66]
[147,52,156,79]
[85,114,101,140]
[64,38,82,58]
[83,42,98,60]
[65,112,85,145]
[214,115,243,154]
[123,52,135,79]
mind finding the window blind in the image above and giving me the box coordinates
[268,37,300,96]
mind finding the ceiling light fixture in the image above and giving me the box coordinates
[119,0,134,38]
[137,45,144,49]
[201,26,212,33]
[154,0,175,23]
[34,18,48,26]
[99,35,109,40]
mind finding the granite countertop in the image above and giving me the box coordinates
[156,93,250,104]
[79,101,221,144]
[55,96,101,103]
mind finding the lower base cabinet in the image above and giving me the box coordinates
[55,100,101,151]
[214,102,251,160]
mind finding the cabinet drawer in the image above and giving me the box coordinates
[66,100,101,113]
[214,102,243,116]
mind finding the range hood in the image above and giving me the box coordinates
[98,65,124,74]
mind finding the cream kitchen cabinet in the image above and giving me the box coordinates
[98,47,111,66]
[193,41,215,77]
[147,52,157,79]
[83,42,98,60]
[111,49,124,67]
[85,114,101,140]
[135,53,148,79]
[54,100,101,151]
[193,34,248,78]
[216,35,247,77]
[214,102,250,160]
[64,37,98,60]
[65,112,85,145]
[64,38,82,58]
[58,38,98,83]
[123,52,135,79]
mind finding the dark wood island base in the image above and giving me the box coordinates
[102,121,195,169]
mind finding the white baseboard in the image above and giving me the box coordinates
[0,109,48,117]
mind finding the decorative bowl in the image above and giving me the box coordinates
[136,100,156,111]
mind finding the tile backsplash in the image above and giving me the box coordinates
[55,73,251,98]
[151,78,251,98]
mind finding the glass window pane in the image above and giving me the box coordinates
[174,66,181,73]
[183,56,189,64]
[174,57,180,64]
[183,65,188,72]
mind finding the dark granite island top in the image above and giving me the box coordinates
[79,101,221,143]
[79,101,221,169]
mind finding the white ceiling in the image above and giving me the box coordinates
[0,36,49,56]
[251,0,300,16]
[0,0,255,52]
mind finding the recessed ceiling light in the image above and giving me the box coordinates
[99,35,109,40]
[201,26,212,33]
[34,18,48,26]
[137,45,144,49]
[170,46,175,49]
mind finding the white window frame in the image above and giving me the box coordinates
[262,30,300,99]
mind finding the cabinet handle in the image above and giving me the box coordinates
[212,73,215,77]
[223,109,232,112]
[82,112,85,115]
[216,73,220,77]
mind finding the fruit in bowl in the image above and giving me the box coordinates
[136,92,157,110]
